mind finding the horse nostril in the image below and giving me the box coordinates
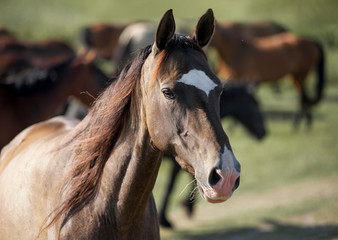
[232,176,240,191]
[208,167,221,187]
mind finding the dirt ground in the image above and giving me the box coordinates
[161,176,338,240]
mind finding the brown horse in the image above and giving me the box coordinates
[80,23,127,59]
[217,20,287,38]
[0,9,241,239]
[0,27,17,47]
[212,22,325,126]
[0,39,75,81]
[0,51,109,149]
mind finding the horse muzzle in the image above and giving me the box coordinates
[201,169,240,203]
[200,149,241,203]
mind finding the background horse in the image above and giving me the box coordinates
[112,21,155,74]
[159,83,266,228]
[0,9,241,239]
[80,23,127,59]
[0,27,17,47]
[211,23,325,126]
[217,20,287,38]
[0,39,75,81]
[112,21,189,75]
[0,51,108,149]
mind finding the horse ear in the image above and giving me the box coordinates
[154,9,176,53]
[191,8,215,48]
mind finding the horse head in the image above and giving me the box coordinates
[141,9,240,203]
[221,84,267,140]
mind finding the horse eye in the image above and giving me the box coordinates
[162,88,175,99]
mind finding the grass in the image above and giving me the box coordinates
[1,0,338,239]
[1,0,338,46]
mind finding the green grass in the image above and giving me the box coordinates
[1,0,338,47]
[1,0,338,239]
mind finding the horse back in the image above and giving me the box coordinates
[0,116,78,239]
[0,116,77,172]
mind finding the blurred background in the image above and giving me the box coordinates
[1,0,338,239]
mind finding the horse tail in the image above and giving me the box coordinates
[312,41,325,105]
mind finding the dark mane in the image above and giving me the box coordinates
[44,44,152,230]
[3,55,75,96]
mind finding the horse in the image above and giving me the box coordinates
[211,22,325,127]
[80,23,127,60]
[217,20,287,38]
[0,39,75,81]
[0,9,241,239]
[0,51,109,149]
[112,21,155,74]
[159,83,266,228]
[0,27,17,47]
[112,21,189,75]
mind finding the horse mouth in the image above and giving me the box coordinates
[199,185,232,203]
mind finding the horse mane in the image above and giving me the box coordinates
[4,55,75,96]
[43,44,152,231]
[43,34,205,232]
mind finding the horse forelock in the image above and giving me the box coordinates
[153,34,206,79]
[43,44,153,232]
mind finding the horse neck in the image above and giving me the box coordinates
[93,98,162,237]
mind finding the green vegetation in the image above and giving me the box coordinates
[1,0,337,239]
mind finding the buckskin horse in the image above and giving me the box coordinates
[0,51,108,149]
[211,22,325,126]
[0,9,240,239]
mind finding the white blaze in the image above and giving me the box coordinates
[177,69,217,96]
[220,145,240,172]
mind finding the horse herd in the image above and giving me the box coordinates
[0,8,325,239]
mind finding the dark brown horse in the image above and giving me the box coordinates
[80,23,127,59]
[0,27,17,47]
[211,22,325,126]
[0,51,108,149]
[0,9,241,239]
[0,39,75,82]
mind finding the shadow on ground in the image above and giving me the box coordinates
[176,220,338,240]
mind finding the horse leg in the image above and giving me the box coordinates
[290,74,313,129]
[158,156,181,229]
